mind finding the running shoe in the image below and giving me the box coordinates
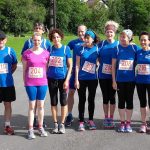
[87,120,96,130]
[65,113,74,127]
[51,123,59,134]
[59,124,65,134]
[103,118,109,128]
[28,129,36,140]
[139,124,147,133]
[4,126,15,135]
[118,123,125,132]
[108,118,115,128]
[38,127,48,137]
[125,124,132,133]
[78,122,85,131]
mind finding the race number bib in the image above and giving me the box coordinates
[119,60,134,70]
[137,64,150,75]
[49,56,63,67]
[82,61,96,74]
[28,67,43,78]
[102,64,112,74]
[0,63,8,74]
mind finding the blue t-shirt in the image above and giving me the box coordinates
[21,37,51,54]
[136,49,150,84]
[98,40,119,79]
[112,44,139,82]
[0,46,18,87]
[68,38,84,69]
[47,45,72,79]
[76,45,99,80]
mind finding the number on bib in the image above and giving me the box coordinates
[119,60,134,70]
[137,64,150,75]
[102,64,112,74]
[82,61,96,74]
[28,67,43,78]
[0,63,8,74]
[49,56,63,67]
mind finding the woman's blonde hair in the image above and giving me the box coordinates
[104,20,119,32]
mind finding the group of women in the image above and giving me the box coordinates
[0,21,150,140]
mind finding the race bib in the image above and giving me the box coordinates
[137,64,150,75]
[119,60,134,70]
[102,64,112,74]
[82,61,96,74]
[0,63,8,74]
[49,56,63,67]
[28,67,43,78]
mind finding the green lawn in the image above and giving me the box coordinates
[6,34,140,62]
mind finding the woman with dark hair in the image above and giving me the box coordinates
[47,28,72,134]
[136,32,150,133]
[75,29,99,131]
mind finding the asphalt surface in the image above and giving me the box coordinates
[0,65,150,150]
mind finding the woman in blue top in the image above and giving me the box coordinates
[47,29,72,134]
[112,29,139,133]
[0,31,17,135]
[98,20,119,128]
[75,30,99,131]
[136,32,150,133]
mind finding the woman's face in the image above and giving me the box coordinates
[52,33,61,45]
[140,35,149,50]
[119,33,129,46]
[77,26,86,40]
[33,35,42,48]
[0,38,7,49]
[34,26,44,35]
[84,35,94,47]
[105,30,115,41]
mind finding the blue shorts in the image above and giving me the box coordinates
[69,71,76,90]
[25,85,48,101]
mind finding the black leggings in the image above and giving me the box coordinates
[77,80,98,122]
[48,78,67,106]
[117,82,135,109]
[136,83,150,108]
[99,79,116,105]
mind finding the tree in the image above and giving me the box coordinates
[0,0,46,35]
[121,0,149,33]
[86,0,109,34]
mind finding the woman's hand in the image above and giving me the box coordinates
[75,80,80,89]
[63,80,69,91]
[112,81,117,91]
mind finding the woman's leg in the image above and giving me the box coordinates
[126,82,135,122]
[136,83,147,123]
[78,80,87,122]
[28,101,36,129]
[88,80,98,120]
[117,82,126,122]
[59,79,68,124]
[48,79,58,123]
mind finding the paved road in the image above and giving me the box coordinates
[0,65,150,150]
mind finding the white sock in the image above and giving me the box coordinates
[5,121,10,127]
